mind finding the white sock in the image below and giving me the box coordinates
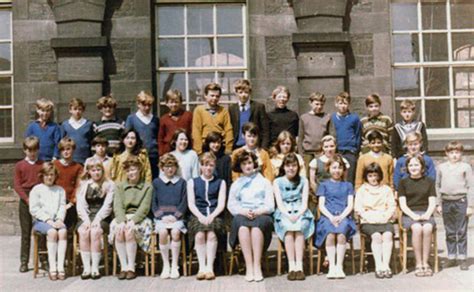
[382,240,393,271]
[57,240,67,273]
[288,260,296,272]
[371,241,383,271]
[115,241,128,272]
[336,244,346,269]
[47,241,58,272]
[326,245,336,270]
[195,243,207,272]
[206,240,218,273]
[126,240,137,272]
[295,261,303,271]
[91,252,101,274]
[80,251,91,274]
[170,240,181,270]
[159,243,170,268]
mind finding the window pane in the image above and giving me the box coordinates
[455,98,474,128]
[395,100,422,123]
[188,38,214,67]
[451,1,474,29]
[158,72,186,101]
[0,10,11,39]
[452,33,474,62]
[422,33,448,61]
[0,43,11,71]
[189,72,215,102]
[217,38,244,67]
[158,39,185,67]
[217,5,242,34]
[0,77,11,106]
[218,71,244,101]
[157,6,184,36]
[426,99,450,128]
[394,68,420,97]
[453,67,474,96]
[424,67,449,96]
[0,109,12,138]
[187,6,213,35]
[421,2,446,30]
[393,34,419,62]
[391,2,418,31]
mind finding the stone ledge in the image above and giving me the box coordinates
[51,37,108,49]
[292,32,350,46]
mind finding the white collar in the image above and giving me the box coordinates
[369,151,382,158]
[239,100,250,111]
[200,175,214,182]
[59,158,71,166]
[69,117,87,130]
[159,172,180,184]
[25,157,38,165]
[136,111,153,125]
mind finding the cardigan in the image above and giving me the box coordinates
[158,110,193,156]
[192,105,234,155]
[229,100,270,149]
[393,153,436,190]
[354,151,394,190]
[125,112,159,158]
[330,112,362,153]
[267,107,299,145]
[113,181,153,224]
[170,149,200,182]
[354,183,396,224]
[25,121,62,161]
[298,111,331,154]
[76,179,115,223]
[152,175,187,220]
[231,147,274,182]
[60,119,94,164]
[53,160,83,204]
[109,149,152,184]
[14,159,43,204]
[360,113,393,154]
[29,183,66,222]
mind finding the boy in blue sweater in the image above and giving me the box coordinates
[329,92,362,184]
[25,98,62,161]
[60,98,94,164]
[126,91,160,179]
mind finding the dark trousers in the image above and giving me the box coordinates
[149,155,159,180]
[19,200,46,264]
[340,151,358,185]
[442,198,468,259]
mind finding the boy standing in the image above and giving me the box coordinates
[25,98,62,161]
[60,98,94,164]
[229,79,269,149]
[267,86,299,145]
[329,92,362,184]
[192,83,233,155]
[391,100,428,159]
[14,137,45,272]
[93,95,125,156]
[360,94,393,154]
[436,141,473,271]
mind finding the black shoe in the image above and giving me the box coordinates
[19,263,28,273]
[81,273,91,280]
[460,260,469,271]
[375,270,384,279]
[117,271,127,280]
[384,269,393,279]
[91,272,102,280]
[443,259,457,269]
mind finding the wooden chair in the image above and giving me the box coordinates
[149,232,187,277]
[71,231,109,276]
[276,236,316,275]
[359,231,398,274]
[32,231,48,278]
[112,242,151,276]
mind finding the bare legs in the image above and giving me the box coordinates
[238,226,264,281]
[411,223,433,272]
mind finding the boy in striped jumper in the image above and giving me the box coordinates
[93,95,125,156]
[360,94,393,155]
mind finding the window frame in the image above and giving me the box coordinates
[155,2,249,111]
[390,0,474,137]
[0,2,13,143]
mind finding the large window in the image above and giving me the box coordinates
[155,2,247,110]
[391,0,474,135]
[0,2,12,142]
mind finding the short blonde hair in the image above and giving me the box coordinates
[159,153,179,169]
[96,95,117,109]
[23,136,40,151]
[136,91,155,104]
[272,85,291,100]
[39,162,59,183]
[400,100,416,111]
[321,135,337,146]
[309,92,326,103]
[36,98,54,111]
[405,132,422,144]
[58,137,76,151]
[81,158,106,186]
[199,152,217,165]
[165,89,183,103]
[335,91,351,103]
[69,98,85,110]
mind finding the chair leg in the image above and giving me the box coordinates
[401,231,407,274]
[221,251,228,276]
[188,250,193,276]
[181,238,187,277]
[316,249,322,275]
[103,235,109,276]
[360,236,365,274]
[277,240,282,276]
[72,233,78,276]
[112,246,117,276]
[308,240,314,275]
[33,234,39,278]
[145,252,149,277]
[350,241,355,275]
[228,250,234,275]
[151,235,156,277]
[433,229,438,273]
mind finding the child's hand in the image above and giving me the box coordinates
[330,216,339,227]
[167,216,177,223]
[412,214,421,221]
[247,209,256,220]
[91,220,100,229]
[198,215,207,225]
[466,207,473,217]
[289,214,299,223]
[65,203,73,210]
[436,205,442,214]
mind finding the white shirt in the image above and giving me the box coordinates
[136,111,153,125]
[69,117,87,130]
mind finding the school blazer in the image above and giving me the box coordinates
[229,100,270,149]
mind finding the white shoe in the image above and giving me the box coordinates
[335,266,346,279]
[170,267,180,279]
[326,267,337,279]
[160,265,170,279]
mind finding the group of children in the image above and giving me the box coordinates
[14,79,473,283]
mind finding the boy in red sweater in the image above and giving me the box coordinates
[14,137,45,272]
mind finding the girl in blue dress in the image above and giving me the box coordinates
[274,153,314,281]
[314,154,356,279]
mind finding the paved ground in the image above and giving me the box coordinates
[1,230,473,292]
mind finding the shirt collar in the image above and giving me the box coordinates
[159,172,180,184]
[124,180,145,190]
[239,100,250,110]
[69,117,87,129]
[25,157,38,165]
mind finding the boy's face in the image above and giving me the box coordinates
[204,90,221,108]
[69,106,84,120]
[367,102,380,117]
[235,88,250,105]
[166,98,182,114]
[24,148,38,161]
[37,108,52,122]
[446,149,462,163]
[61,146,74,161]
[369,138,383,153]
[400,108,414,122]
[137,101,152,116]
[274,92,289,109]
[335,99,349,114]
[406,140,421,155]
[201,161,216,178]
[244,132,258,149]
[310,100,324,114]
[100,105,115,119]
[95,144,107,157]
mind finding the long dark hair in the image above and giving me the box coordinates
[278,153,301,186]
[170,128,192,151]
[119,129,144,156]
[203,131,225,157]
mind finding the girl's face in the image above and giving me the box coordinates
[43,171,56,186]
[124,132,137,150]
[284,162,298,180]
[201,161,216,178]
[126,165,140,183]
[95,144,107,157]
[274,92,289,109]
[37,108,52,122]
[366,172,379,186]
[244,132,258,149]
[176,133,189,152]
[279,138,292,155]
[89,166,104,182]
[162,165,177,178]
[407,158,423,177]
[329,161,344,180]
[241,158,255,176]
[209,140,222,153]
[137,101,152,115]
[322,140,336,157]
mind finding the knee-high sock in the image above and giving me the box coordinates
[91,252,101,274]
[326,245,336,270]
[295,261,303,271]
[382,240,393,270]
[170,240,181,270]
[115,241,128,272]
[47,241,58,272]
[336,244,346,269]
[80,251,91,274]
[206,240,218,272]
[159,243,170,268]
[288,260,296,272]
[125,240,137,272]
[57,240,67,273]
[195,243,206,272]
[371,241,383,271]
